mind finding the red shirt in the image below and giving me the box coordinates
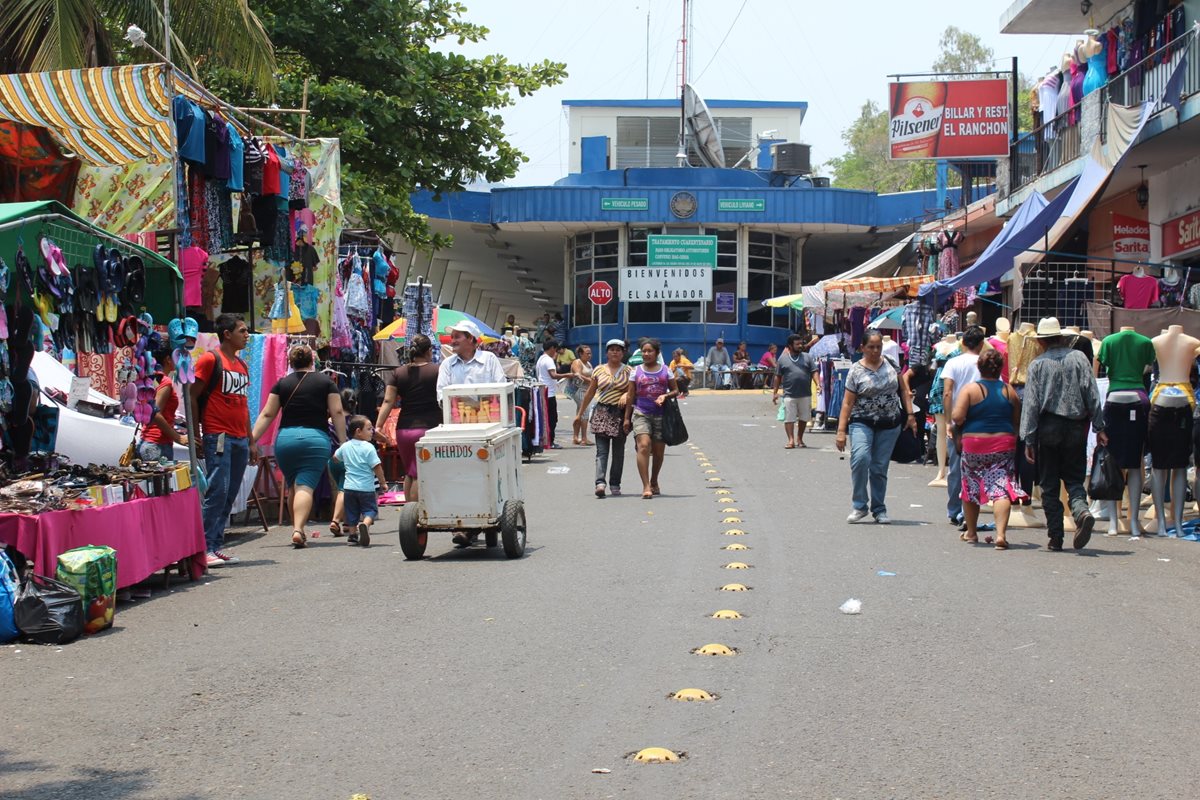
[263,146,282,195]
[141,375,179,444]
[194,350,250,437]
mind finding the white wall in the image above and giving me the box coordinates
[1149,154,1200,261]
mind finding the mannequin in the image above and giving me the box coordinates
[1159,267,1184,307]
[1081,30,1106,97]
[1006,321,1041,527]
[1117,266,1159,309]
[1097,326,1155,536]
[1148,325,1198,536]
[881,335,901,364]
[988,317,1011,382]
[927,334,960,487]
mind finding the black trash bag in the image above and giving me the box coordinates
[1087,445,1125,501]
[14,572,85,645]
[891,428,921,464]
[661,398,689,446]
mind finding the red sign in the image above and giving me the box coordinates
[1162,208,1200,259]
[588,280,614,305]
[888,79,1010,160]
[1112,213,1150,258]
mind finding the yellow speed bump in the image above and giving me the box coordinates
[723,528,746,536]
[700,462,713,467]
[633,747,681,763]
[711,609,743,619]
[721,508,742,513]
[719,583,750,591]
[704,469,718,474]
[715,489,731,495]
[670,688,716,702]
[694,452,706,457]
[693,643,736,656]
[717,497,736,504]
[723,562,751,570]
[722,542,749,550]
[722,517,742,524]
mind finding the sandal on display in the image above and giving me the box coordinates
[124,255,146,305]
[15,246,34,297]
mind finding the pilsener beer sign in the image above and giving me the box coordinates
[888,79,1010,160]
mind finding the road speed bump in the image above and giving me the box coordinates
[694,452,706,457]
[708,477,723,482]
[722,543,749,551]
[633,747,681,763]
[722,517,742,524]
[693,643,736,656]
[670,688,716,702]
[711,609,743,619]
[721,508,742,513]
[715,489,731,495]
[719,583,750,591]
[717,497,735,503]
[704,469,718,474]
[723,562,751,570]
[723,529,746,536]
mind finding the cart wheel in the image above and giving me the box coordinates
[397,504,426,561]
[500,500,526,559]
[485,530,499,548]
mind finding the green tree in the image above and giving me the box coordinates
[931,26,993,75]
[205,0,566,250]
[0,0,276,94]
[825,101,935,192]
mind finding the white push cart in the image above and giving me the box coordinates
[397,382,526,559]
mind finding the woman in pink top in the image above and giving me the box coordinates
[759,343,778,370]
[623,339,679,499]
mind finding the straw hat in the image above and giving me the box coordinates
[1034,317,1064,338]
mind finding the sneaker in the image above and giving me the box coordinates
[595,483,607,498]
[357,522,370,548]
[846,509,871,524]
[205,551,225,568]
[874,513,892,525]
[610,486,622,496]
[214,550,239,564]
[1072,512,1094,550]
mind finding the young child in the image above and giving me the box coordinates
[331,415,386,547]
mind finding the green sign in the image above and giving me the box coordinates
[601,197,649,211]
[647,234,718,267]
[718,198,765,212]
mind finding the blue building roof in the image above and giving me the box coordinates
[562,98,808,110]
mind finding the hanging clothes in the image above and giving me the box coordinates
[1082,38,1108,96]
[1038,72,1060,132]
[937,230,968,310]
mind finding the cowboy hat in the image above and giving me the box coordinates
[1035,317,1064,338]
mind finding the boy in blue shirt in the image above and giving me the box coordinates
[331,416,386,547]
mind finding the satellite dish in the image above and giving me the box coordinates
[683,83,726,168]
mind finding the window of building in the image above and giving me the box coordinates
[746,231,792,328]
[625,226,736,324]
[571,230,620,327]
[704,227,738,325]
[615,116,754,169]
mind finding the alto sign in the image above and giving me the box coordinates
[1162,208,1200,259]
[588,280,614,306]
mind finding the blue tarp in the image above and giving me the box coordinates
[918,177,1078,300]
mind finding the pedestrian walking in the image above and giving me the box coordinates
[1019,317,1107,551]
[375,334,441,505]
[941,326,986,529]
[251,344,347,548]
[624,339,680,499]
[835,330,917,524]
[772,333,816,449]
[536,340,573,449]
[568,345,595,446]
[951,349,1026,549]
[331,416,387,547]
[576,339,633,498]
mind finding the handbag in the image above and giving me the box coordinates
[661,397,689,446]
[118,424,140,467]
[1087,445,1125,500]
[891,427,921,463]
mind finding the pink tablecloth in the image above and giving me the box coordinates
[0,488,206,588]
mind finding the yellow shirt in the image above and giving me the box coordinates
[669,356,694,379]
[595,364,633,405]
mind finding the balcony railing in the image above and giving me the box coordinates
[1009,29,1199,195]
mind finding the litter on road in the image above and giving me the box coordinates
[840,598,863,614]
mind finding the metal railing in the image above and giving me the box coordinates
[1010,105,1083,190]
[1106,29,1198,109]
[1010,260,1178,328]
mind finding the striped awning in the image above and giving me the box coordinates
[0,65,172,166]
[820,273,934,293]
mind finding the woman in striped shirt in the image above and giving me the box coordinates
[575,339,633,498]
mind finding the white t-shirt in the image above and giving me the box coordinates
[536,353,558,396]
[942,352,981,409]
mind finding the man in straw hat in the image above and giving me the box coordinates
[1019,317,1107,551]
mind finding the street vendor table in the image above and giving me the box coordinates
[0,487,207,588]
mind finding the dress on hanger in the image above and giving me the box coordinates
[937,231,967,310]
[1068,58,1085,122]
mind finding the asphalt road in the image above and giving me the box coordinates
[4,390,1200,799]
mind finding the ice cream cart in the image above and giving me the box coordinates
[397,382,526,559]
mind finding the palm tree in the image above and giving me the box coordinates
[0,0,276,96]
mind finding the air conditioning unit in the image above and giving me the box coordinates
[810,176,831,188]
[773,143,811,176]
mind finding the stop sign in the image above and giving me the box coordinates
[588,280,614,306]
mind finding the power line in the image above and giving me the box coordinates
[694,0,751,83]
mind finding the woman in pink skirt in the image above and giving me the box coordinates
[951,348,1027,549]
[375,334,441,502]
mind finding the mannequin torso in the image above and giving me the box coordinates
[1152,325,1199,385]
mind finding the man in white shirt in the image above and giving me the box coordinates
[436,320,506,402]
[941,325,985,528]
[536,340,573,449]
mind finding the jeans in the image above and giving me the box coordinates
[201,433,250,553]
[547,396,558,444]
[849,422,901,516]
[136,440,165,462]
[594,433,627,489]
[1034,414,1090,539]
[709,365,732,388]
[947,440,963,521]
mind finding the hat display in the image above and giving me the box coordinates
[1035,317,1064,338]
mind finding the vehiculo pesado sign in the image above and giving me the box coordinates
[622,234,717,301]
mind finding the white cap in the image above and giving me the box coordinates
[605,338,626,349]
[446,320,481,339]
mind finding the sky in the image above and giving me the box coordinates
[454,0,1082,186]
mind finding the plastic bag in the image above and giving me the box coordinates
[776,402,787,422]
[56,545,117,635]
[1088,445,1125,501]
[0,551,19,643]
[14,572,85,645]
[661,398,689,446]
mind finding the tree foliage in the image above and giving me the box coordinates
[0,0,276,95]
[204,0,566,250]
[931,26,993,75]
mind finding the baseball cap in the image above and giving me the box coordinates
[716,337,725,343]
[446,320,481,338]
[605,338,626,349]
